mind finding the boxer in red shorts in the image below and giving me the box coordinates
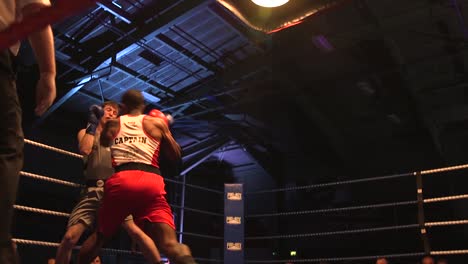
[78,89,197,264]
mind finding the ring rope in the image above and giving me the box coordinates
[165,178,223,194]
[247,193,468,218]
[15,238,466,263]
[426,220,468,227]
[17,170,467,220]
[184,182,224,194]
[22,138,468,194]
[424,194,468,203]
[249,163,468,195]
[13,203,222,218]
[245,252,431,263]
[247,172,414,194]
[170,204,223,216]
[245,224,420,240]
[176,231,223,240]
[24,139,224,193]
[247,200,418,218]
[432,249,468,255]
[245,219,468,240]
[20,171,84,188]
[13,238,60,248]
[421,164,468,174]
[13,205,70,217]
[13,206,222,241]
[12,238,142,255]
[245,249,468,263]
[16,196,460,220]
[25,139,83,159]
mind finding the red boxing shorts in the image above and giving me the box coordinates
[98,170,175,237]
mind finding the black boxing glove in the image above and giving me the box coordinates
[85,104,104,135]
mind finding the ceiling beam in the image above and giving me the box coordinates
[181,138,231,175]
[112,61,177,97]
[182,134,224,157]
[97,0,132,24]
[156,33,220,73]
[34,67,112,124]
[163,52,271,109]
[34,81,89,125]
[82,0,211,70]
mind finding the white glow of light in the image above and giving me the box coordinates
[251,0,289,8]
[111,1,122,9]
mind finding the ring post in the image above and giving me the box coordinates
[415,171,431,253]
[224,183,244,264]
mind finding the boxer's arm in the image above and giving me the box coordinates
[77,129,94,155]
[154,119,181,162]
[21,3,56,116]
[101,119,119,147]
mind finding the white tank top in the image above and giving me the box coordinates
[111,114,161,168]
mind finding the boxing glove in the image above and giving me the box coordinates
[85,104,104,135]
[148,109,173,126]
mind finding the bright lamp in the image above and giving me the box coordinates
[251,0,289,8]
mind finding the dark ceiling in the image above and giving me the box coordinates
[18,0,468,195]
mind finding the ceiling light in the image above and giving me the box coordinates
[251,0,289,8]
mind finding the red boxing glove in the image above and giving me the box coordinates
[149,109,170,126]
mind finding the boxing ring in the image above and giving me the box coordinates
[15,139,226,263]
[3,0,467,263]
[243,168,468,263]
[13,138,468,263]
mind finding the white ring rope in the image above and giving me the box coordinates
[14,238,467,263]
[25,139,83,159]
[176,231,223,240]
[12,238,142,255]
[13,204,222,240]
[20,171,84,188]
[13,238,60,247]
[23,138,468,193]
[13,194,465,220]
[164,178,223,194]
[248,172,414,194]
[432,249,468,255]
[13,205,70,217]
[245,249,468,263]
[245,252,427,263]
[245,220,468,240]
[424,194,468,203]
[420,163,468,175]
[170,204,223,216]
[249,163,468,195]
[247,200,417,218]
[14,202,223,219]
[426,220,468,227]
[246,224,420,240]
[24,139,224,193]
[247,193,468,218]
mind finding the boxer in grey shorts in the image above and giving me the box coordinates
[67,186,132,229]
